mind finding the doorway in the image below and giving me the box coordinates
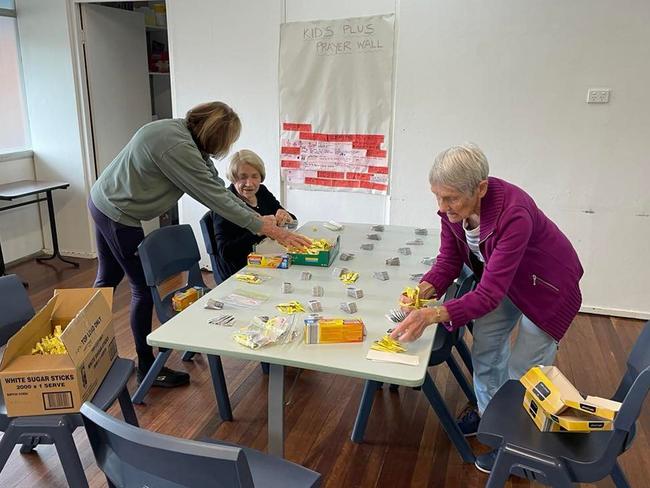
[75,1,177,231]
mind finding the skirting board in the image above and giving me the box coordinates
[580,305,649,321]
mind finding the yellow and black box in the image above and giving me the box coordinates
[520,365,621,421]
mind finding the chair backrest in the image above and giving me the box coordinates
[613,321,650,402]
[0,274,35,347]
[596,322,650,466]
[138,225,207,323]
[80,402,255,488]
[199,211,223,285]
[434,271,477,352]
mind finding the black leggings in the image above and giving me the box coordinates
[88,198,155,373]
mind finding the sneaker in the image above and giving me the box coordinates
[137,367,190,388]
[475,449,498,474]
[457,402,480,437]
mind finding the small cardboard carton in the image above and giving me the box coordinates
[0,288,117,417]
[248,240,291,269]
[520,366,621,421]
[290,235,340,267]
[523,390,563,432]
[304,316,365,344]
[523,390,614,432]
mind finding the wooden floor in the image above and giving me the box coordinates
[1,257,648,488]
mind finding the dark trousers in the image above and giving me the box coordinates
[88,198,155,373]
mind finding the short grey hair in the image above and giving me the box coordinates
[227,149,266,182]
[429,143,490,194]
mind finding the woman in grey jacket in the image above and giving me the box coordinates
[89,101,310,388]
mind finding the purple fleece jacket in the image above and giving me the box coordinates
[422,177,583,341]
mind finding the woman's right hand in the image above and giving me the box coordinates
[259,216,311,249]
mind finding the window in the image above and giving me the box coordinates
[0,4,30,153]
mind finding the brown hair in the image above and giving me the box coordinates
[185,101,241,159]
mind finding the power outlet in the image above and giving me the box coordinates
[587,88,611,104]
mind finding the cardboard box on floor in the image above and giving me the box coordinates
[0,288,117,417]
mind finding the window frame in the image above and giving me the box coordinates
[1,4,32,160]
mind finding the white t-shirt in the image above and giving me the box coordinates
[464,219,484,263]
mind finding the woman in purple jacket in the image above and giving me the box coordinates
[389,143,583,473]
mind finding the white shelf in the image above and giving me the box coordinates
[145,24,167,31]
[149,72,169,76]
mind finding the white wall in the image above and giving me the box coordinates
[0,156,43,262]
[390,0,650,317]
[169,0,649,317]
[16,0,95,259]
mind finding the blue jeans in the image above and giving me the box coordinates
[472,296,558,414]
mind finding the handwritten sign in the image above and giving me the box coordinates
[279,14,395,195]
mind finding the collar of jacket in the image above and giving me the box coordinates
[437,176,505,243]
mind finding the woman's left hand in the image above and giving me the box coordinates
[275,209,293,226]
[389,308,435,342]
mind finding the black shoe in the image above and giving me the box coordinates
[457,402,480,437]
[475,449,498,474]
[137,367,190,388]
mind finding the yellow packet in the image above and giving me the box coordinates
[340,271,359,284]
[401,286,435,309]
[371,335,407,353]
[235,273,263,284]
[32,325,67,355]
[275,301,306,314]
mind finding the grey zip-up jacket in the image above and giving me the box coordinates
[90,118,262,233]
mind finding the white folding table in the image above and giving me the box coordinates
[147,221,474,462]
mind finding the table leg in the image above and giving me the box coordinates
[36,190,79,267]
[268,363,284,457]
[421,372,475,463]
[0,232,29,287]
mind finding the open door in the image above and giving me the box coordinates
[81,4,152,177]
[80,3,156,231]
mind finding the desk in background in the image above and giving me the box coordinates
[0,180,79,278]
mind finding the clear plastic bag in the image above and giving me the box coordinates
[232,315,300,349]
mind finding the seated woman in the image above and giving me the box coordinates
[211,149,296,282]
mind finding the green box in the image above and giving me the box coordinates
[289,236,340,267]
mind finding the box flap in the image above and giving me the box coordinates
[253,239,288,255]
[540,366,584,404]
[550,407,613,431]
[584,396,622,412]
[60,290,113,365]
[52,288,113,325]
[0,296,58,370]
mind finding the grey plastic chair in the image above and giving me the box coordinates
[477,320,650,488]
[80,401,322,488]
[351,271,478,464]
[199,210,223,286]
[131,224,234,424]
[0,274,138,488]
[199,211,270,376]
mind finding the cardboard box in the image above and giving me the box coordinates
[304,316,365,344]
[0,288,117,417]
[523,390,563,432]
[523,390,614,432]
[247,253,291,269]
[248,240,291,269]
[520,366,621,421]
[290,236,340,267]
